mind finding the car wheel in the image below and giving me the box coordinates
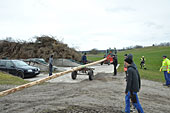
[71,71,77,80]
[17,71,25,79]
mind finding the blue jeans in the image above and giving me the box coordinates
[164,71,170,85]
[125,91,144,113]
[49,64,53,76]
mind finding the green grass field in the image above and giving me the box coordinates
[87,53,104,62]
[87,46,170,83]
[0,71,29,85]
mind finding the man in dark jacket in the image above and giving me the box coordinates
[124,58,144,113]
[49,54,53,76]
[127,54,141,89]
[124,54,128,79]
[113,55,118,76]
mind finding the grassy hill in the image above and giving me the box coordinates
[0,71,29,85]
[87,46,170,83]
[117,46,170,82]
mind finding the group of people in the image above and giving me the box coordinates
[48,53,170,113]
[123,54,170,112]
[124,55,146,79]
[104,52,143,112]
[48,53,143,113]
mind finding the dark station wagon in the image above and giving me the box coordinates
[0,59,40,78]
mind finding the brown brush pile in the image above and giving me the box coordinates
[0,36,81,61]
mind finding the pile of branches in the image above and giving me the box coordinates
[0,36,81,61]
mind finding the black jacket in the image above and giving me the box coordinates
[125,63,141,93]
[113,55,118,65]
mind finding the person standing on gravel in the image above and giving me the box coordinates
[124,54,128,79]
[113,54,118,76]
[127,54,141,112]
[124,57,144,113]
[160,55,170,87]
[49,54,54,76]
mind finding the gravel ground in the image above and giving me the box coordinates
[0,72,170,113]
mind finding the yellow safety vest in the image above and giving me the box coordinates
[168,60,170,72]
[140,57,146,62]
[160,58,170,72]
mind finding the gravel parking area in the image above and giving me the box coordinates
[0,71,170,113]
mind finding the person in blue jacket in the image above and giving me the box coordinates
[81,53,87,64]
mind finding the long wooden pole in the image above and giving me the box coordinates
[0,58,106,97]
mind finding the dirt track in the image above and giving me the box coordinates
[0,72,170,113]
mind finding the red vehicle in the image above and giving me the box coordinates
[101,48,114,65]
[106,54,113,64]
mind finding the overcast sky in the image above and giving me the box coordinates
[0,0,170,51]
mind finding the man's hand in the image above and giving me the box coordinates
[168,71,170,74]
[160,69,162,72]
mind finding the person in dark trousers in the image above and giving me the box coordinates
[140,56,146,69]
[127,54,141,111]
[81,53,87,64]
[124,57,144,113]
[160,55,170,86]
[113,55,118,76]
[124,54,128,79]
[49,54,53,76]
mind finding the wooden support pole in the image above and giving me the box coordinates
[0,58,106,97]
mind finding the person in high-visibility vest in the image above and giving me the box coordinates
[140,56,146,69]
[160,55,170,86]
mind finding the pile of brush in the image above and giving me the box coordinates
[0,36,81,62]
